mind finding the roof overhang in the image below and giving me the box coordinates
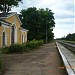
[0,12,22,25]
[19,27,29,32]
[0,19,11,27]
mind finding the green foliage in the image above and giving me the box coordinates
[58,33,75,41]
[66,33,75,41]
[1,47,9,54]
[0,0,22,13]
[8,44,24,53]
[1,40,44,54]
[26,40,44,50]
[20,7,55,43]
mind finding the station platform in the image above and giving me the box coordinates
[56,42,75,75]
[2,42,67,75]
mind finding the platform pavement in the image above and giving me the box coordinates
[2,42,67,75]
[56,42,75,75]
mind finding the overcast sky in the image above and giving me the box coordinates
[11,0,75,38]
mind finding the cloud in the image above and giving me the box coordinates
[53,28,74,38]
[55,18,74,24]
[54,9,74,19]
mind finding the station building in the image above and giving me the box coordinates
[0,12,28,48]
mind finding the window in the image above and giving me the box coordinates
[22,35,23,43]
[24,35,26,42]
[22,35,25,43]
[11,26,15,44]
[2,31,6,46]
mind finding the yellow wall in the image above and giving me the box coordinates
[0,25,10,47]
[5,15,21,44]
[5,15,21,28]
[0,14,27,48]
[20,31,27,44]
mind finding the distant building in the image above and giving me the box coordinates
[0,12,28,47]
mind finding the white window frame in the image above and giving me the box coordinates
[10,23,17,44]
[21,34,25,43]
[2,30,7,46]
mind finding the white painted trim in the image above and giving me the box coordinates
[20,30,26,32]
[21,34,25,43]
[6,13,22,25]
[0,17,6,19]
[20,28,29,32]
[23,35,25,43]
[2,30,7,46]
[10,26,11,45]
[11,23,17,44]
[21,35,23,43]
[0,35,2,47]
[15,26,17,43]
[24,35,26,42]
[1,21,10,26]
[5,31,7,46]
[16,13,22,25]
[2,24,9,28]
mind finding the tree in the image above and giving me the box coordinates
[20,7,55,43]
[66,33,75,41]
[0,0,22,13]
[38,8,55,43]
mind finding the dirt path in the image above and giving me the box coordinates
[2,42,68,75]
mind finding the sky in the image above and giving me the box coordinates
[11,0,75,38]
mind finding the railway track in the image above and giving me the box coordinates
[57,40,75,53]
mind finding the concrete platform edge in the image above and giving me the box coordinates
[56,42,75,75]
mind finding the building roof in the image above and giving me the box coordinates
[19,27,29,32]
[0,19,11,26]
[0,12,22,25]
[0,12,16,18]
[0,13,11,18]
[0,12,27,31]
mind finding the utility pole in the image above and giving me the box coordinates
[46,20,47,43]
[45,21,51,43]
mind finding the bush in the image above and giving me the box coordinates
[1,40,44,54]
[26,40,44,50]
[8,44,24,53]
[1,47,9,54]
[21,43,29,52]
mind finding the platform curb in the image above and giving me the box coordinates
[56,42,75,75]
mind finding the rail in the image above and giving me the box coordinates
[57,40,75,53]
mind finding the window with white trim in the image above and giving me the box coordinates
[11,25,15,44]
[2,31,6,46]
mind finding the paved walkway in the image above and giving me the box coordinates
[56,42,75,75]
[2,42,68,75]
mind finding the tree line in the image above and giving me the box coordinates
[59,33,75,41]
[0,0,22,13]
[65,33,75,41]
